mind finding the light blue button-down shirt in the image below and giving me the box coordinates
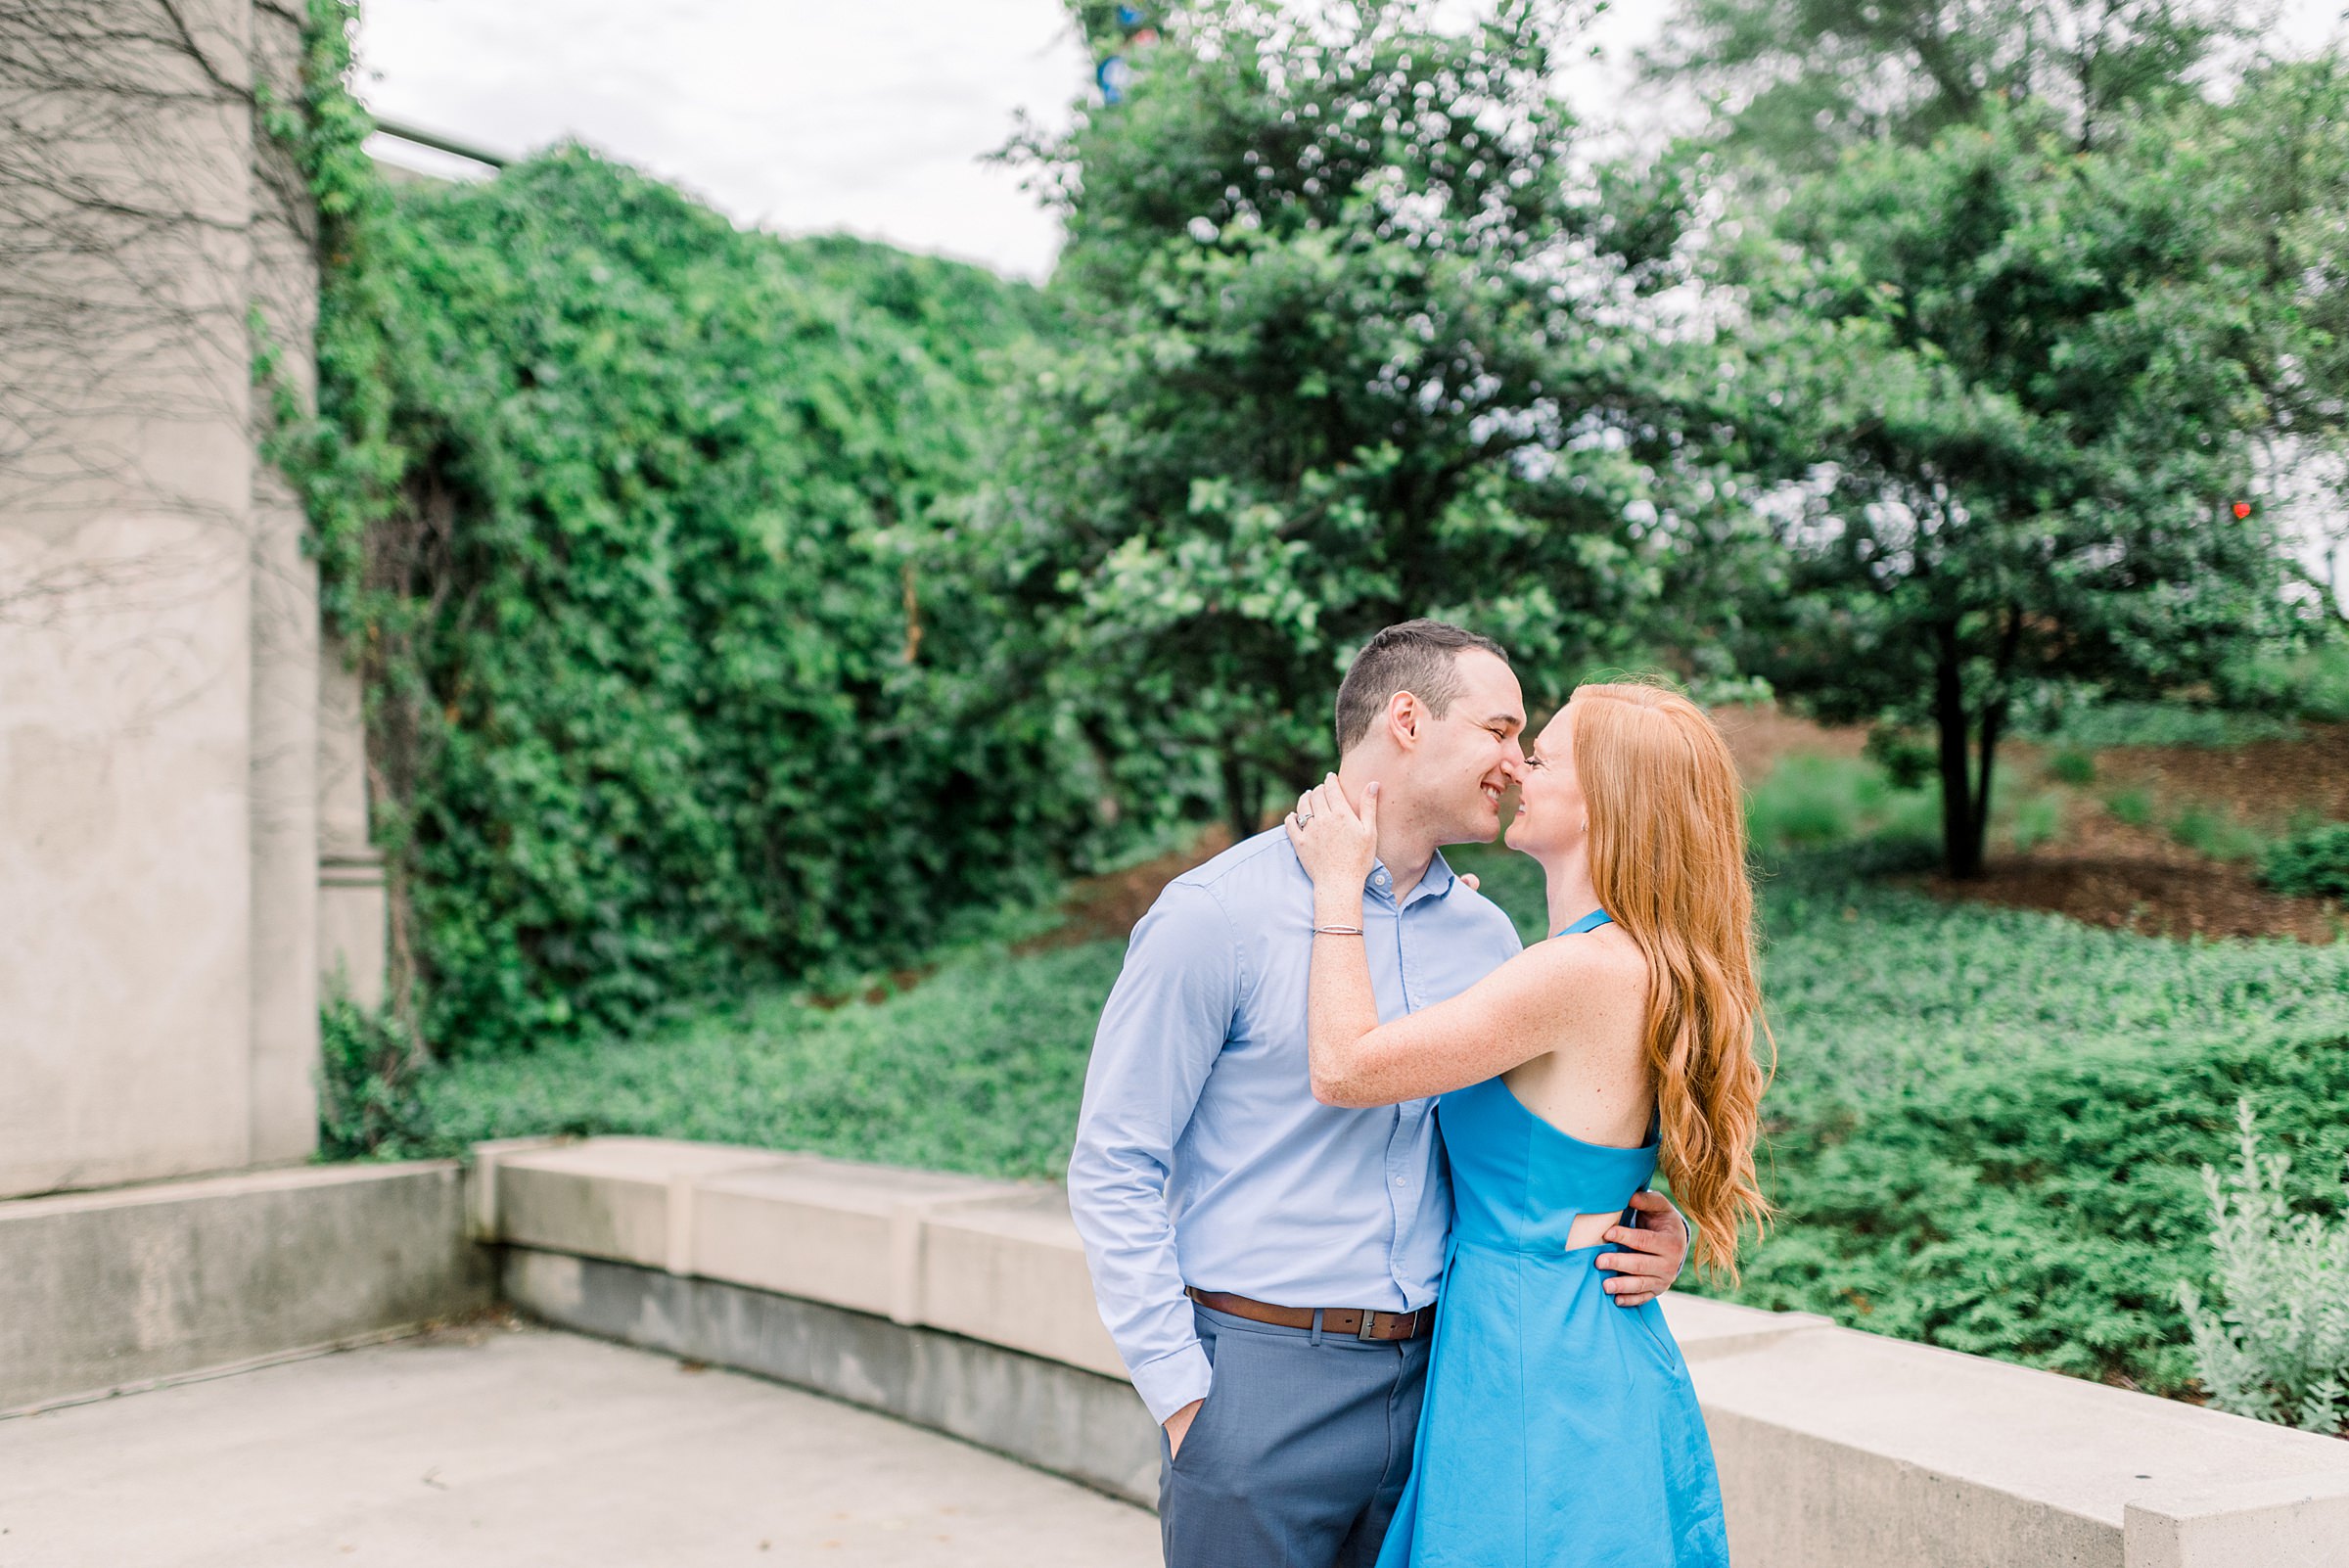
[1068,827,1524,1423]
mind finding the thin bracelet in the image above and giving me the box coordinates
[1312,924,1365,937]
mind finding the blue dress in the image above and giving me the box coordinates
[1375,910,1732,1567]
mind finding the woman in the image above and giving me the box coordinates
[1284,678,1770,1567]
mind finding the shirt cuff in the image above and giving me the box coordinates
[1131,1340,1215,1426]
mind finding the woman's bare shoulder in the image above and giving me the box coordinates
[1514,923,1649,1006]
[1502,926,1650,1102]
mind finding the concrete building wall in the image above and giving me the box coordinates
[0,0,378,1197]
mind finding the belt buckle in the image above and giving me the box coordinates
[1357,1309,1384,1341]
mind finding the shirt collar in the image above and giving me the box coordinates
[1365,853,1457,906]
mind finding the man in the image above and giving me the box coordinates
[1070,620,1689,1567]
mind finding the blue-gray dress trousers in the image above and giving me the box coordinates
[1159,1303,1432,1568]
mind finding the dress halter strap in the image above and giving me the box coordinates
[1551,908,1613,939]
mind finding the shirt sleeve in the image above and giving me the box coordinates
[1066,880,1238,1425]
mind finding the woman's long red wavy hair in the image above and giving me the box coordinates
[1571,680,1773,1280]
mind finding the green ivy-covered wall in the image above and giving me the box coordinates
[268,1,1096,1058]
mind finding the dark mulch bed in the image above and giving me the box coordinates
[1920,806,2345,944]
[2095,722,2349,832]
[1015,827,1238,952]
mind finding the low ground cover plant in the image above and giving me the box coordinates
[1457,843,2349,1396]
[400,939,1122,1179]
[2037,702,2302,751]
[374,837,2349,1405]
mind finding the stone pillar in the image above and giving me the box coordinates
[244,0,323,1164]
[0,0,336,1196]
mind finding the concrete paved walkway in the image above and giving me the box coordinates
[0,1320,1158,1566]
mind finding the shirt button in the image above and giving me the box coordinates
[1394,1176,1406,1187]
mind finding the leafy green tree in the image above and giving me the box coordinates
[1644,0,2263,163]
[976,0,1677,841]
[1636,0,2337,878]
[1699,103,2291,878]
[2184,54,2349,628]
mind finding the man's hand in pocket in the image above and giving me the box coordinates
[1164,1397,1205,1459]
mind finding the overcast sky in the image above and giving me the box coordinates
[357,2,2347,282]
[354,1,1700,280]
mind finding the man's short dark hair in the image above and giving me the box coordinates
[1333,620,1510,756]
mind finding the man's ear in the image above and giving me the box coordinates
[1386,690,1423,751]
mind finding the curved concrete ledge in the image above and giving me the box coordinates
[478,1135,2349,1565]
[0,1160,491,1414]
[482,1136,1152,1499]
[503,1248,1159,1504]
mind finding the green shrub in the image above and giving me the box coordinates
[2221,640,2349,724]
[2107,784,2155,826]
[1864,725,1939,791]
[1746,753,1938,857]
[2179,1101,2349,1433]
[2170,802,2268,862]
[2263,824,2349,900]
[317,991,432,1160]
[2049,748,2097,786]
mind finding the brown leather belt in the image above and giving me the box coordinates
[1186,1286,1433,1341]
